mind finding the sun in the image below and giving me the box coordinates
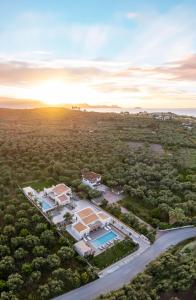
[33,79,76,105]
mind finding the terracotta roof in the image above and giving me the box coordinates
[98,212,109,220]
[52,184,70,195]
[57,194,69,203]
[73,222,88,233]
[82,171,101,183]
[77,207,94,219]
[82,213,99,225]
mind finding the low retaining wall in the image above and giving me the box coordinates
[158,225,194,232]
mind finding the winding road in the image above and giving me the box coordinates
[54,227,196,300]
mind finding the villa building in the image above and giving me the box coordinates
[82,170,101,188]
[71,207,111,239]
[44,183,72,206]
[74,240,94,257]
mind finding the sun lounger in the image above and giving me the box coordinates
[107,225,111,229]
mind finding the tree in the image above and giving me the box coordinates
[40,230,55,246]
[32,257,46,271]
[38,284,50,300]
[3,225,16,238]
[0,280,6,292]
[29,271,41,284]
[169,208,185,225]
[81,272,89,284]
[63,212,72,224]
[48,279,64,297]
[57,246,74,261]
[7,273,24,292]
[25,235,40,249]
[14,248,28,260]
[0,291,19,300]
[52,268,67,281]
[0,245,10,258]
[32,245,48,257]
[21,263,33,275]
[3,214,14,225]
[46,254,61,269]
[0,256,15,275]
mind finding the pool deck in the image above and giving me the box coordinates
[87,225,125,256]
[23,187,57,213]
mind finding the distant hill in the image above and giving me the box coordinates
[0,97,45,108]
[0,97,121,109]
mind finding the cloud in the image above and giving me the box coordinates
[92,82,140,93]
[0,60,111,85]
[155,54,196,81]
[0,56,195,108]
[125,12,139,20]
[119,5,196,64]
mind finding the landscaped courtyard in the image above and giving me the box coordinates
[23,182,139,260]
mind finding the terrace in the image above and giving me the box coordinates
[86,225,125,256]
[23,186,57,212]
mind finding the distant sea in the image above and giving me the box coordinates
[85,107,196,117]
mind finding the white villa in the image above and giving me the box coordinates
[44,183,72,206]
[71,207,111,239]
[82,171,101,188]
[74,240,94,257]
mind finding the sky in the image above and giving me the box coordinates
[0,0,196,108]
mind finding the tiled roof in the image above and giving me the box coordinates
[52,184,70,195]
[73,222,88,233]
[82,171,101,183]
[77,207,94,219]
[82,213,99,225]
[98,212,110,220]
[57,194,69,203]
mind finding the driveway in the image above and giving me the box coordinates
[104,190,124,204]
[54,227,196,300]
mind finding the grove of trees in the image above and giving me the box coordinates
[0,108,195,299]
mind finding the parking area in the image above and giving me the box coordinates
[94,184,124,204]
[104,190,124,204]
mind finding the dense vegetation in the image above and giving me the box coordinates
[0,193,97,300]
[0,108,195,299]
[96,239,196,300]
[90,239,138,269]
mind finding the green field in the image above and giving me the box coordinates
[90,239,138,270]
[120,196,153,223]
[22,178,57,191]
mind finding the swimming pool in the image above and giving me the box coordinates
[91,231,118,248]
[42,201,52,211]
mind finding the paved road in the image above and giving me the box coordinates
[54,227,196,300]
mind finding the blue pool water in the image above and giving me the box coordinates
[91,231,118,248]
[42,201,52,211]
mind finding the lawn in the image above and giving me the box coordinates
[120,195,153,222]
[22,178,57,191]
[89,238,138,270]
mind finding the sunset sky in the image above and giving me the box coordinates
[0,0,196,108]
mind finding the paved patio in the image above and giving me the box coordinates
[87,225,125,256]
[104,190,124,204]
